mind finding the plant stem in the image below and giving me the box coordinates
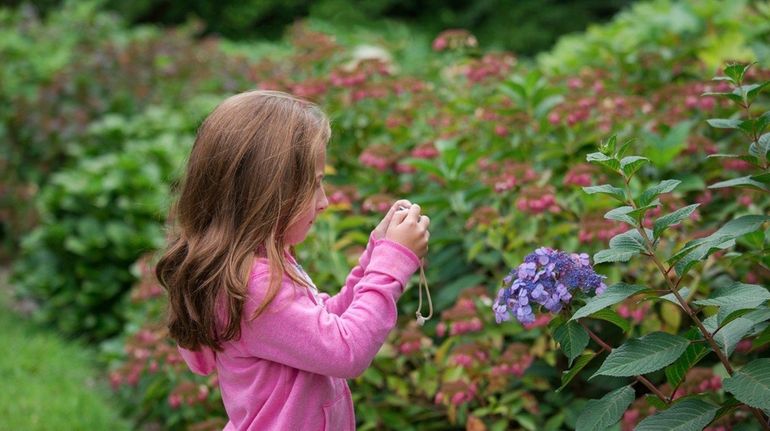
[622,180,770,429]
[578,319,671,404]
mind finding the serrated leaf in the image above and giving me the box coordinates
[558,352,596,392]
[609,229,649,252]
[575,385,635,431]
[571,283,647,321]
[593,248,639,263]
[707,118,742,129]
[638,180,681,207]
[694,283,770,314]
[723,358,770,410]
[701,91,744,104]
[600,135,617,156]
[583,184,626,202]
[746,81,770,101]
[592,332,689,378]
[604,206,637,226]
[620,156,649,178]
[709,176,769,192]
[750,133,770,159]
[590,308,631,333]
[586,152,621,171]
[653,204,700,239]
[665,328,709,389]
[670,215,770,276]
[659,288,690,308]
[635,398,718,431]
[723,63,750,83]
[553,321,589,366]
[713,308,770,356]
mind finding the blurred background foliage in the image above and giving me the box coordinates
[1,0,635,56]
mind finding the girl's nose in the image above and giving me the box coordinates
[317,192,329,213]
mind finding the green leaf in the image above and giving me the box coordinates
[594,227,653,263]
[754,171,770,184]
[694,283,770,315]
[586,152,620,171]
[753,325,770,349]
[609,229,649,252]
[571,283,647,321]
[604,206,637,226]
[599,135,617,156]
[593,248,638,264]
[635,398,718,431]
[583,184,626,202]
[670,215,770,276]
[665,328,709,389]
[746,81,770,101]
[653,204,700,240]
[723,63,751,83]
[706,118,742,129]
[659,288,690,308]
[553,320,589,366]
[709,176,769,192]
[620,156,649,178]
[701,91,744,104]
[713,308,770,356]
[575,385,635,431]
[592,332,689,378]
[723,358,770,410]
[558,352,596,392]
[590,308,631,333]
[750,132,770,159]
[646,122,692,166]
[638,180,681,207]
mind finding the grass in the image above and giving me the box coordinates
[0,268,132,431]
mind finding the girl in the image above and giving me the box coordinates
[156,90,430,430]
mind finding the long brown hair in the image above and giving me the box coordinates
[156,90,330,351]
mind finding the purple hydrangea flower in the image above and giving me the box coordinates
[492,247,607,325]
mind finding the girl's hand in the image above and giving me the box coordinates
[372,199,412,240]
[385,204,430,259]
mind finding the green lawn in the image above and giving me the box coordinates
[0,269,132,431]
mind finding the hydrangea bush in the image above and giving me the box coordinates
[492,63,770,430]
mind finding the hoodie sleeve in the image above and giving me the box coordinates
[235,239,420,379]
[178,344,216,376]
[319,233,378,315]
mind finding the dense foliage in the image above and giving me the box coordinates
[3,0,770,429]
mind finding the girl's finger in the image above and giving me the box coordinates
[418,215,430,228]
[390,208,409,226]
[406,204,421,222]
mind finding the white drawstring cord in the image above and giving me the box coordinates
[415,259,432,326]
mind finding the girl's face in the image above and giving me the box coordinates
[284,146,329,246]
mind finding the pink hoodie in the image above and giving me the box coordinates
[178,236,420,430]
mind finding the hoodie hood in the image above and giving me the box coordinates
[178,345,216,375]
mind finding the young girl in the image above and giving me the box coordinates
[156,90,430,430]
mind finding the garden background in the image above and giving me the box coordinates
[1,0,769,430]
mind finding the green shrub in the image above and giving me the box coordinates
[11,100,219,340]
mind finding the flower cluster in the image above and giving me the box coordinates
[493,247,606,324]
[434,380,477,406]
[431,29,478,52]
[436,286,489,336]
[515,185,560,214]
[578,213,626,244]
